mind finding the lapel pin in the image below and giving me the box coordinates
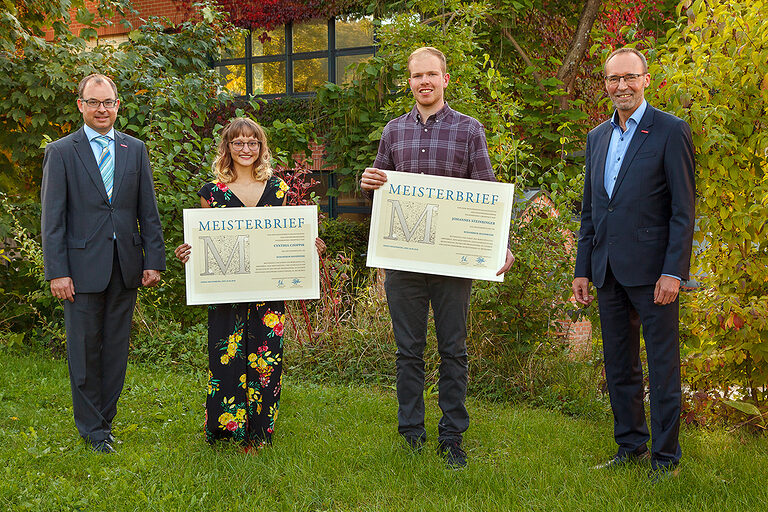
[640,130,649,134]
[120,143,128,147]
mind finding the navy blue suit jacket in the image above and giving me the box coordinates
[574,105,695,288]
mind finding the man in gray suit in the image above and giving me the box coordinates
[41,74,165,453]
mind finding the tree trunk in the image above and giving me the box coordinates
[493,0,602,109]
[554,0,603,107]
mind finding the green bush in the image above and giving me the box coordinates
[129,314,207,370]
[319,218,370,284]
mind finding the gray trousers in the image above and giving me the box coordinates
[384,270,472,442]
[63,251,137,442]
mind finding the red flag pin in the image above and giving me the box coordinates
[640,130,649,134]
[120,143,128,147]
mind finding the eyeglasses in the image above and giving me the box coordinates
[81,98,118,109]
[229,141,261,151]
[604,73,645,85]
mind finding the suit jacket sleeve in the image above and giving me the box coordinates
[661,120,695,279]
[41,143,70,281]
[574,133,595,280]
[136,142,166,271]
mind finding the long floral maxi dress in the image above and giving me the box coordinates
[198,177,290,446]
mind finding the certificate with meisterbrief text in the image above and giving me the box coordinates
[366,171,514,282]
[183,205,320,305]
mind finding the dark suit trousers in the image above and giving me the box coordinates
[597,264,682,467]
[384,270,472,442]
[63,250,137,442]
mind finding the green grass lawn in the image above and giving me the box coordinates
[0,353,766,511]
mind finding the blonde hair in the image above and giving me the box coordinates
[212,117,273,183]
[407,46,447,74]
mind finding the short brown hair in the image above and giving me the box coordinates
[213,117,273,183]
[78,73,118,98]
[604,47,648,74]
[407,47,447,74]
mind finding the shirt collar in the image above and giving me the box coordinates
[84,124,115,142]
[610,99,648,130]
[409,103,452,124]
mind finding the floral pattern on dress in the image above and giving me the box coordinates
[197,176,287,447]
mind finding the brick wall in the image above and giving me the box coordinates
[45,0,194,40]
[292,141,333,171]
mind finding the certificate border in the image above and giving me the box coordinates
[183,205,320,305]
[366,171,514,282]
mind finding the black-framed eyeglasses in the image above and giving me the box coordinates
[81,98,118,109]
[604,73,645,85]
[229,141,261,150]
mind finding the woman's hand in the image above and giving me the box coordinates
[315,237,326,256]
[175,243,191,264]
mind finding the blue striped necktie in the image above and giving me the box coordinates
[93,135,114,201]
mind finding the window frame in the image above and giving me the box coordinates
[216,17,377,98]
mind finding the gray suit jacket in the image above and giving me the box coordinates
[41,127,166,293]
[574,105,696,288]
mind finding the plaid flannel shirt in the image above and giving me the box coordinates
[372,103,496,182]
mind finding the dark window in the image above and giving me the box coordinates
[215,17,376,98]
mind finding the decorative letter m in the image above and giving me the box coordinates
[383,200,437,244]
[199,235,249,275]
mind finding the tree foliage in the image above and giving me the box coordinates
[0,1,237,331]
[650,0,768,416]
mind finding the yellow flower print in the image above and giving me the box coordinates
[220,354,230,365]
[227,342,237,357]
[248,353,258,368]
[279,180,289,191]
[235,408,246,421]
[264,312,279,328]
[240,374,247,389]
[247,387,261,404]
[275,190,284,199]
[254,357,270,374]
[228,330,242,345]
[218,412,234,427]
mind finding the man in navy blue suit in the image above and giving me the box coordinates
[572,47,695,480]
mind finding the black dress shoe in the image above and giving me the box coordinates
[648,464,680,483]
[592,449,650,470]
[402,433,426,452]
[90,440,116,454]
[437,439,467,469]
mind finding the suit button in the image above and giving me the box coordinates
[608,207,614,212]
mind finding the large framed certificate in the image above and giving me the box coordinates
[183,205,320,305]
[366,171,514,282]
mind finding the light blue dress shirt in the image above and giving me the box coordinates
[603,99,647,198]
[84,124,116,168]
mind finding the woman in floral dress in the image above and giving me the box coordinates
[175,117,323,450]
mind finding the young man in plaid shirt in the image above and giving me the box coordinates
[361,47,514,468]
